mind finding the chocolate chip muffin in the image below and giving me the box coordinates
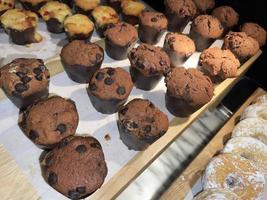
[87,67,133,114]
[193,0,215,14]
[0,0,14,15]
[0,8,42,45]
[20,0,51,13]
[138,11,168,45]
[64,14,94,41]
[74,0,100,16]
[240,23,266,47]
[121,0,145,25]
[164,0,197,32]
[199,47,240,80]
[39,1,72,33]
[104,22,138,60]
[222,31,260,63]
[40,136,107,199]
[60,40,104,83]
[165,67,214,117]
[189,15,224,51]
[0,58,49,109]
[128,43,171,90]
[118,98,169,151]
[163,32,196,67]
[20,96,79,148]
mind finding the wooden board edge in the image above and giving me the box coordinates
[160,88,266,200]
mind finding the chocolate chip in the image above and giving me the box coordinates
[89,83,97,91]
[104,77,114,85]
[143,125,151,133]
[106,23,115,29]
[48,172,57,186]
[95,72,104,80]
[45,155,53,167]
[15,83,28,93]
[29,130,39,141]
[90,142,101,149]
[96,53,102,61]
[39,65,46,71]
[58,139,68,149]
[149,68,157,75]
[16,72,26,78]
[107,68,115,76]
[151,17,158,22]
[116,86,126,95]
[68,190,80,199]
[75,145,87,153]
[21,76,31,84]
[120,107,128,115]
[159,60,167,66]
[35,74,43,81]
[33,67,42,75]
[124,120,138,130]
[137,59,145,69]
[149,102,155,108]
[56,124,67,134]
[226,176,235,188]
[76,186,86,194]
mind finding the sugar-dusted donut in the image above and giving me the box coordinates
[202,153,265,200]
[240,103,267,120]
[193,188,240,200]
[232,118,267,145]
[222,137,267,174]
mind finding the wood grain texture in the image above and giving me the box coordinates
[160,88,266,200]
[0,145,40,200]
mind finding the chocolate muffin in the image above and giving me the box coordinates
[212,6,239,35]
[74,0,100,16]
[0,0,14,15]
[240,23,266,47]
[189,15,224,51]
[222,31,260,63]
[138,11,168,45]
[121,0,145,25]
[60,40,104,83]
[193,0,215,14]
[64,14,94,41]
[0,8,42,45]
[199,47,240,80]
[104,22,138,60]
[165,67,214,117]
[39,1,72,33]
[164,0,197,32]
[20,0,51,13]
[0,58,50,109]
[117,98,169,151]
[163,32,196,67]
[87,67,133,114]
[20,96,79,148]
[40,136,107,199]
[128,43,171,90]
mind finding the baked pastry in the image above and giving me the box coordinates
[64,14,94,41]
[0,8,42,45]
[40,136,107,199]
[20,0,51,13]
[0,58,49,109]
[164,0,197,32]
[222,32,259,63]
[240,22,266,47]
[193,0,215,15]
[163,32,196,67]
[164,67,213,117]
[128,43,171,90]
[189,15,224,51]
[253,94,267,104]
[104,22,138,60]
[240,102,267,120]
[222,137,267,174]
[39,1,72,33]
[121,0,145,25]
[60,40,104,83]
[87,67,133,114]
[20,96,79,148]
[202,153,265,200]
[0,0,14,15]
[74,0,100,16]
[232,118,267,145]
[91,5,120,37]
[193,188,240,200]
[117,98,169,150]
[138,11,168,45]
[199,47,240,80]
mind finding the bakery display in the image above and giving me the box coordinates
[163,32,196,67]
[74,0,100,16]
[0,0,14,15]
[40,135,107,199]
[240,22,266,47]
[87,67,133,114]
[190,15,224,51]
[39,1,72,33]
[104,22,138,60]
[138,11,168,45]
[64,14,94,41]
[164,67,214,117]
[0,8,42,45]
[193,0,215,15]
[20,96,79,148]
[0,58,50,109]
[60,40,104,83]
[193,188,240,200]
[121,0,145,25]
[128,43,171,90]
[117,98,169,150]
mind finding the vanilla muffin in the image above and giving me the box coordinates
[74,0,100,16]
[91,5,120,37]
[39,1,72,33]
[121,0,145,25]
[0,8,42,45]
[64,14,94,41]
[0,0,14,15]
[20,0,52,13]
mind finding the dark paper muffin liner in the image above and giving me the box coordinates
[138,24,166,45]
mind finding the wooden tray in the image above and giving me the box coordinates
[160,87,266,200]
